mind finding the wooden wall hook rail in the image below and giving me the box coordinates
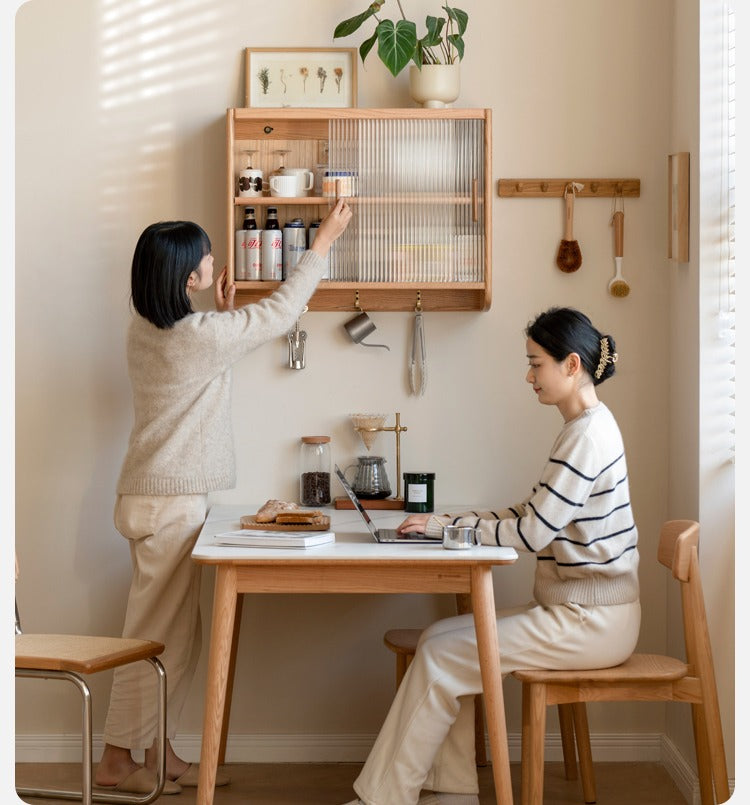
[497,178,640,198]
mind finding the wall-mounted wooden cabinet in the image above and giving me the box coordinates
[226,107,492,311]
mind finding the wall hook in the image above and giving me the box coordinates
[354,290,361,310]
[415,291,422,312]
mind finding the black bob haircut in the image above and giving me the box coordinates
[130,221,212,329]
[526,306,616,386]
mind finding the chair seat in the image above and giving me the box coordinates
[15,634,164,674]
[513,653,688,685]
[383,628,422,655]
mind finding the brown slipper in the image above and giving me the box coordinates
[173,763,230,787]
[96,766,181,795]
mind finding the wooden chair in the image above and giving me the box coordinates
[15,599,168,805]
[512,520,731,805]
[383,593,488,766]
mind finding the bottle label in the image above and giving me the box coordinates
[407,483,428,503]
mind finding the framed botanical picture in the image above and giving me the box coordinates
[245,47,357,109]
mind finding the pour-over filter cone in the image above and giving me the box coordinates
[350,413,386,451]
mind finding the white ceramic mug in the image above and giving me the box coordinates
[238,168,263,197]
[281,167,314,197]
[269,174,299,198]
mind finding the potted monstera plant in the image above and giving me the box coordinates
[334,1,468,107]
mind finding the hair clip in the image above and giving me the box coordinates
[594,337,618,379]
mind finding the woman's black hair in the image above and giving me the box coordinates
[525,307,617,386]
[130,221,212,329]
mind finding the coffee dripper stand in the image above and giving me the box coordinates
[334,413,408,510]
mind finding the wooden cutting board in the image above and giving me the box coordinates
[240,514,331,532]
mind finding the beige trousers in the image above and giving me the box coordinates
[354,599,641,805]
[103,493,208,749]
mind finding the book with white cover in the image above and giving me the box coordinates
[212,529,335,549]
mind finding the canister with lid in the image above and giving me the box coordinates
[299,436,332,506]
[403,472,435,513]
[322,170,357,198]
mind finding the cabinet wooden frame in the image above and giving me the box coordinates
[226,107,492,312]
[667,151,690,262]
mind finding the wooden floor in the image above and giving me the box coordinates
[15,761,689,804]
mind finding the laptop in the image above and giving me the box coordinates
[334,464,442,544]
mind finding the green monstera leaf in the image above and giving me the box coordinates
[376,19,417,77]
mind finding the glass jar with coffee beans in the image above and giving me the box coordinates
[299,436,332,506]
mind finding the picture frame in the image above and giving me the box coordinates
[245,47,357,109]
[667,152,690,262]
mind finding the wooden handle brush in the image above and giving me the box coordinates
[608,210,630,297]
[556,188,582,272]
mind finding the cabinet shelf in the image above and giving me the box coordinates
[226,107,492,312]
[232,281,488,312]
[234,195,478,206]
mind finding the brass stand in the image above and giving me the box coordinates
[353,412,408,500]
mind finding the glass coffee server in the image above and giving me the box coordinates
[226,108,492,312]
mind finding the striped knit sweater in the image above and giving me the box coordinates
[425,403,639,606]
[116,250,326,496]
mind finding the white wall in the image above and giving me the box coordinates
[10,0,733,787]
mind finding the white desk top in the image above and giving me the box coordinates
[192,503,517,564]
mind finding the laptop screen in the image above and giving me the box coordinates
[334,464,379,540]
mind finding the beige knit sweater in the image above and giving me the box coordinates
[116,251,326,496]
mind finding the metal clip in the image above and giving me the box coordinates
[287,306,308,370]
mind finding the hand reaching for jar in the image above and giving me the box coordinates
[309,198,352,257]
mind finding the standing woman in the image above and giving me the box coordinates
[95,200,352,795]
[343,307,640,805]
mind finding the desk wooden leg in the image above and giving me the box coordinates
[197,566,238,805]
[471,566,513,805]
[218,593,243,765]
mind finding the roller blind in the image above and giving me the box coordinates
[720,4,736,462]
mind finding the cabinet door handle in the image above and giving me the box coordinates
[472,178,478,223]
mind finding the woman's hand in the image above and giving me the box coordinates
[215,267,235,312]
[397,514,431,534]
[309,198,353,257]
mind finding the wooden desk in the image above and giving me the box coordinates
[191,504,518,804]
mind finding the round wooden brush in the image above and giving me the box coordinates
[608,210,630,297]
[556,187,582,272]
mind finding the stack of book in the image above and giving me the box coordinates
[212,529,335,549]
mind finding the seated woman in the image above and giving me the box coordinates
[343,306,641,805]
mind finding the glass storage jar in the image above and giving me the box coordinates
[299,436,332,506]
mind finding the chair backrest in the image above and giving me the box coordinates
[657,520,719,694]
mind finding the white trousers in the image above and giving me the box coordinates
[103,493,207,749]
[354,599,641,805]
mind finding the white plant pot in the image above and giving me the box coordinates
[409,64,460,108]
